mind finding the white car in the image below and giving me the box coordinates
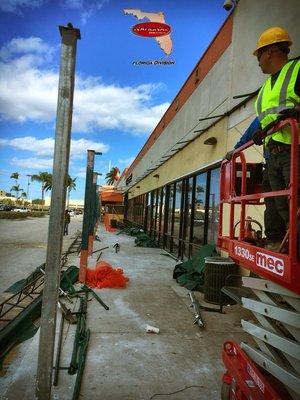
[13,208,30,212]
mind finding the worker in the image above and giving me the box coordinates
[225,118,287,247]
[227,27,300,250]
[64,209,71,236]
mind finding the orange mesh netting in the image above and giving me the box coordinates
[86,261,129,289]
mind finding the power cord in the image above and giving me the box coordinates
[149,385,204,399]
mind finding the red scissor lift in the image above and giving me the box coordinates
[218,118,300,399]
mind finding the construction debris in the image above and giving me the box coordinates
[146,325,160,334]
[86,261,129,289]
[134,233,158,248]
[188,292,204,328]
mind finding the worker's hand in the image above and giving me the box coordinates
[224,150,234,161]
[252,129,264,146]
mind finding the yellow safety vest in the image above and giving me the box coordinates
[255,59,300,145]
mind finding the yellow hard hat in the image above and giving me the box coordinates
[253,27,292,56]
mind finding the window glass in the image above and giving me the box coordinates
[165,184,174,251]
[173,181,182,252]
[151,190,158,238]
[184,177,194,257]
[155,188,161,236]
[207,168,220,244]
[147,191,153,233]
[192,173,207,247]
[167,184,174,234]
[159,187,165,240]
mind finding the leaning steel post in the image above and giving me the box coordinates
[87,171,98,256]
[36,24,80,400]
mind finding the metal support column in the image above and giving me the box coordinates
[87,172,98,256]
[79,151,101,282]
[79,150,95,283]
[36,23,80,400]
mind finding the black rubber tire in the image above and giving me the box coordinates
[221,382,231,400]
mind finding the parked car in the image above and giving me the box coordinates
[13,208,30,213]
[0,205,14,211]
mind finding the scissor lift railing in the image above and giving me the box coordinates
[218,117,300,295]
[218,118,300,399]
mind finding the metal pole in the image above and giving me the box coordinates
[79,150,95,283]
[26,174,32,202]
[88,171,98,255]
[36,23,80,400]
[79,152,101,282]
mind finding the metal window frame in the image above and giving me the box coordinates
[158,186,165,244]
[203,169,211,245]
[127,163,221,257]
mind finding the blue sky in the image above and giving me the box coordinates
[0,0,228,200]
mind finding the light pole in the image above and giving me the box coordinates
[26,174,32,205]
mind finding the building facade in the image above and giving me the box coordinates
[117,0,299,259]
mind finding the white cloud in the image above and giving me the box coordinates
[0,37,53,60]
[61,0,108,24]
[11,157,53,169]
[118,157,134,166]
[73,81,169,135]
[1,136,110,158]
[70,138,109,157]
[0,37,58,123]
[0,0,44,14]
[0,37,170,136]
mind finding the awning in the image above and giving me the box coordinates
[100,191,123,203]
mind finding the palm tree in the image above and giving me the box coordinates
[10,184,23,200]
[44,177,53,193]
[20,192,27,208]
[10,172,19,183]
[66,176,77,208]
[31,172,52,209]
[105,167,120,185]
[42,174,77,208]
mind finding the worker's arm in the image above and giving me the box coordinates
[234,117,261,149]
[225,117,261,160]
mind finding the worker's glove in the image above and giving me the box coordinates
[252,129,264,146]
[224,150,234,161]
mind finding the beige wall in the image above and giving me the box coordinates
[129,118,227,198]
[0,195,17,203]
[129,109,265,199]
[128,107,266,247]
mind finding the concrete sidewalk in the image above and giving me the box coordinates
[1,224,253,400]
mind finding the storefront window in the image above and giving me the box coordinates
[207,168,220,244]
[192,173,207,247]
[155,188,161,237]
[127,165,220,256]
[147,191,154,234]
[165,184,174,251]
[159,187,165,243]
[173,181,182,253]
